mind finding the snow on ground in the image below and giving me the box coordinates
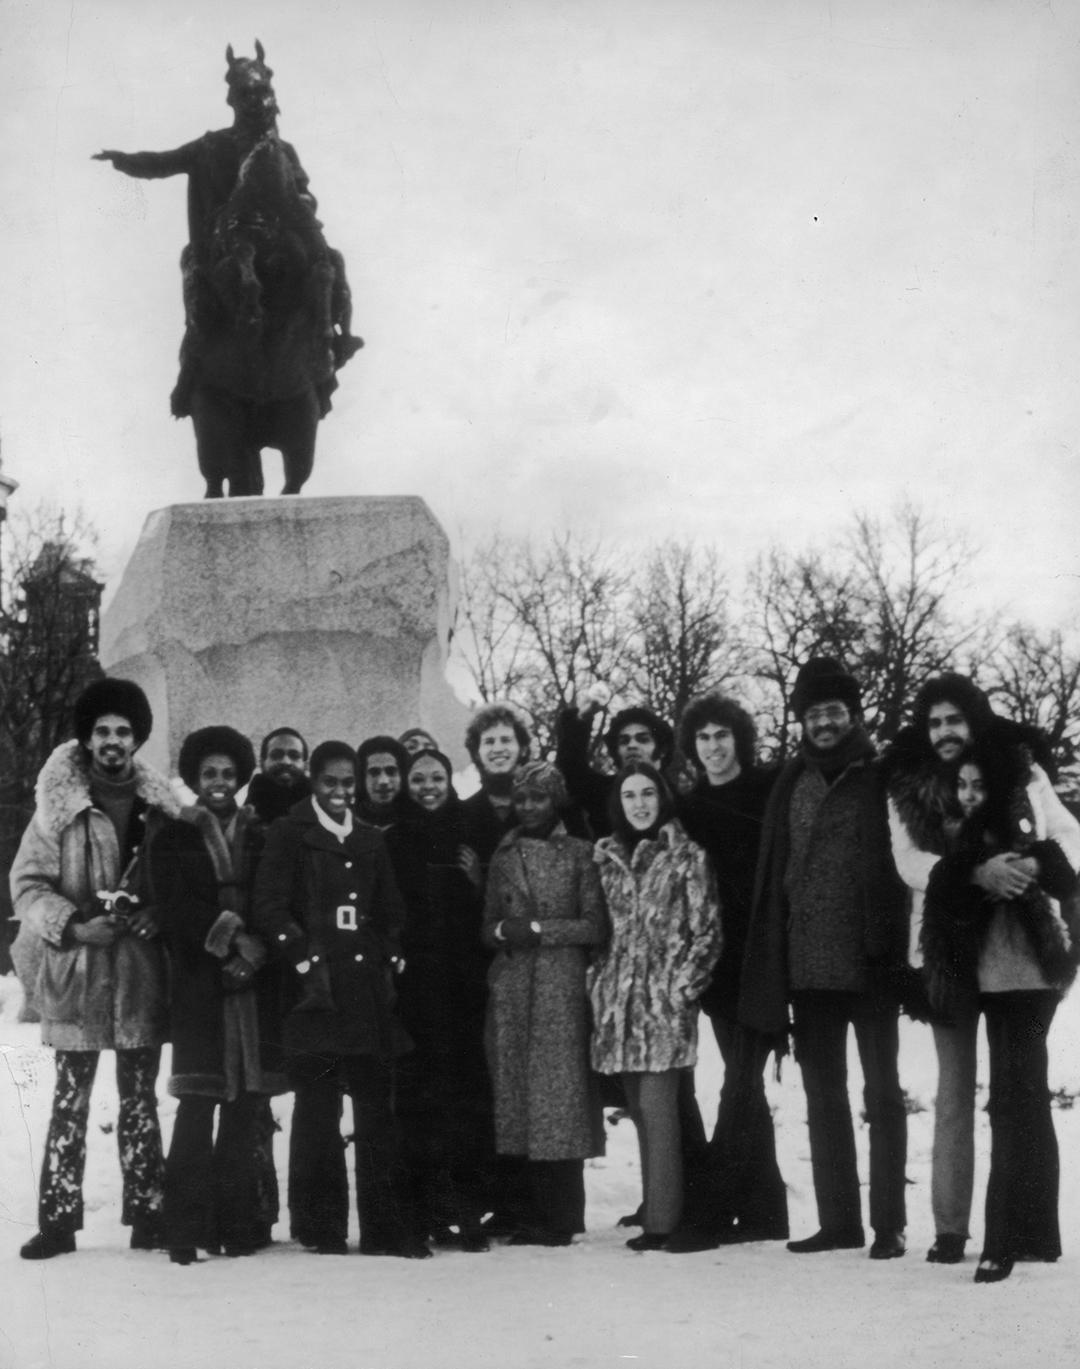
[1,972,1078,1369]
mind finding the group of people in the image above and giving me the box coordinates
[8,657,1079,1285]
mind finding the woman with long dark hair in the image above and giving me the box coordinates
[921,737,1080,1283]
[590,761,722,1250]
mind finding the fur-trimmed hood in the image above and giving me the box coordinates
[881,725,957,857]
[33,739,183,838]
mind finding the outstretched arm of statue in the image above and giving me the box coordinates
[92,143,197,179]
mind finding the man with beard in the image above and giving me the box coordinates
[246,728,312,828]
[555,702,675,837]
[355,735,411,831]
[740,658,909,1259]
[882,673,1054,1265]
[460,704,534,874]
[11,680,179,1259]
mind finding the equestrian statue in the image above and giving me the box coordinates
[94,42,363,496]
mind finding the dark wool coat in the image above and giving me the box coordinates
[9,740,180,1050]
[461,789,518,872]
[385,797,489,1074]
[590,821,722,1073]
[677,767,776,1017]
[738,732,908,1040]
[148,807,286,1099]
[252,799,409,1061]
[482,826,608,1161]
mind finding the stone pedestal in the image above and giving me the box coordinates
[100,496,471,776]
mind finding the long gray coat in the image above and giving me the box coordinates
[9,740,180,1050]
[482,826,607,1161]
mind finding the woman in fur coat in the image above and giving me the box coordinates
[148,726,288,1265]
[921,738,1080,1283]
[384,748,491,1252]
[591,762,722,1250]
[482,760,607,1245]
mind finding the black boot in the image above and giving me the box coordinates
[20,1229,76,1260]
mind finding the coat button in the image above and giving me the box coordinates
[348,892,357,899]
[355,953,364,962]
[277,933,287,942]
[345,861,353,869]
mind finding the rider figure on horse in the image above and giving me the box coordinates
[94,42,362,425]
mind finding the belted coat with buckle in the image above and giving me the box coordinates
[252,798,409,1060]
[9,740,179,1050]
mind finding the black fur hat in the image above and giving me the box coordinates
[73,678,153,749]
[791,657,861,719]
[603,707,675,763]
[178,726,256,790]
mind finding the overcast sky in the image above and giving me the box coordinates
[1,0,1077,631]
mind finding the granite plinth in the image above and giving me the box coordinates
[100,497,470,775]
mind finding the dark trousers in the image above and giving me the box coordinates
[981,991,1061,1262]
[496,1155,586,1237]
[288,1052,406,1250]
[39,1048,164,1233]
[164,1094,261,1250]
[394,1045,493,1240]
[699,1015,789,1237]
[791,991,907,1239]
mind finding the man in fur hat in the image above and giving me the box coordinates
[10,678,181,1259]
[882,672,1074,1266]
[739,658,909,1260]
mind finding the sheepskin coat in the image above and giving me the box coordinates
[590,821,722,1074]
[482,825,607,1161]
[9,740,180,1050]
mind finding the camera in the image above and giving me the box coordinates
[95,889,140,924]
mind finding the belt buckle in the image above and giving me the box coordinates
[336,904,358,931]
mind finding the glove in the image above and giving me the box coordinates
[498,918,542,949]
[233,931,267,970]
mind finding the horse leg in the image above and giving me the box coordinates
[191,387,247,499]
[276,389,321,495]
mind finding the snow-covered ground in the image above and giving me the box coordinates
[2,972,1078,1369]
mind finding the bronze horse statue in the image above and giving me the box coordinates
[95,42,362,496]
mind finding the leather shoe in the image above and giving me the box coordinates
[169,1247,198,1266]
[626,1232,670,1252]
[926,1234,966,1264]
[869,1231,906,1260]
[130,1217,165,1251]
[974,1256,1014,1284]
[787,1228,864,1254]
[20,1230,76,1261]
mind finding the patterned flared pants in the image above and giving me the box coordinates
[39,1048,164,1233]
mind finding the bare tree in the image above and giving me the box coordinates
[984,621,1080,785]
[847,503,985,742]
[453,531,635,752]
[742,547,865,760]
[626,540,746,728]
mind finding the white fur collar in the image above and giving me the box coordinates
[33,739,183,838]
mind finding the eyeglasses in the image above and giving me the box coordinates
[804,704,850,725]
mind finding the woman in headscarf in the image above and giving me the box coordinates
[590,761,722,1250]
[385,748,489,1251]
[149,726,287,1265]
[482,760,607,1246]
